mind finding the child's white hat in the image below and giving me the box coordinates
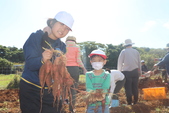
[54,11,74,30]
[89,49,107,59]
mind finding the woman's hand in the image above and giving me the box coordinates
[42,49,53,63]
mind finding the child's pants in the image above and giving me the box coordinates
[87,105,110,113]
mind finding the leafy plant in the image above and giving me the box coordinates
[6,75,20,89]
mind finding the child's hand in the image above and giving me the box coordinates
[83,68,87,74]
[108,93,113,97]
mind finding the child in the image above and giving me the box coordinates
[108,69,125,107]
[19,11,74,113]
[86,49,110,113]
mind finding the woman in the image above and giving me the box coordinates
[117,39,141,105]
[19,11,74,113]
[65,36,87,112]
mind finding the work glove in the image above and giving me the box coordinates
[108,93,112,103]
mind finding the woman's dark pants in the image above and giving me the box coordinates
[122,68,139,105]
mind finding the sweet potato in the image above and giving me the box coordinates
[45,73,52,92]
[39,60,53,113]
[39,64,46,87]
[101,99,106,113]
[45,60,53,91]
[64,72,74,87]
[45,60,52,74]
[39,49,77,112]
[39,60,52,90]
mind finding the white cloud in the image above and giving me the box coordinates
[163,22,169,29]
[140,21,156,32]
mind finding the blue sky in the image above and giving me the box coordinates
[0,0,169,49]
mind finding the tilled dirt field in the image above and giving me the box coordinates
[0,89,20,113]
[0,78,169,113]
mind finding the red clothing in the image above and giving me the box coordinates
[65,41,84,68]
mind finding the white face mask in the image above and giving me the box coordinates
[91,62,104,70]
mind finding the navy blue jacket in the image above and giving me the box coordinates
[21,30,66,86]
[157,52,169,75]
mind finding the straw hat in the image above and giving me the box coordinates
[66,36,76,43]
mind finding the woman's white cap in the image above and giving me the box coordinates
[54,11,74,30]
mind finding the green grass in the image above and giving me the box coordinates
[0,74,21,89]
[0,74,84,89]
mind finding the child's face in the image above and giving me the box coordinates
[51,22,71,39]
[90,55,106,66]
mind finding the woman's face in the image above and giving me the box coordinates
[50,22,71,40]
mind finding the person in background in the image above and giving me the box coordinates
[65,36,87,112]
[19,11,74,113]
[141,60,149,74]
[107,69,125,108]
[117,39,141,105]
[154,43,169,81]
[86,49,110,113]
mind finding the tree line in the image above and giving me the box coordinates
[0,42,166,73]
[0,45,24,74]
[78,41,166,71]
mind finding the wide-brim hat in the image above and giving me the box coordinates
[123,39,135,47]
[66,36,76,42]
[54,11,74,31]
[88,49,107,59]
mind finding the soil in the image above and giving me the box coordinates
[0,77,169,113]
[0,89,20,113]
